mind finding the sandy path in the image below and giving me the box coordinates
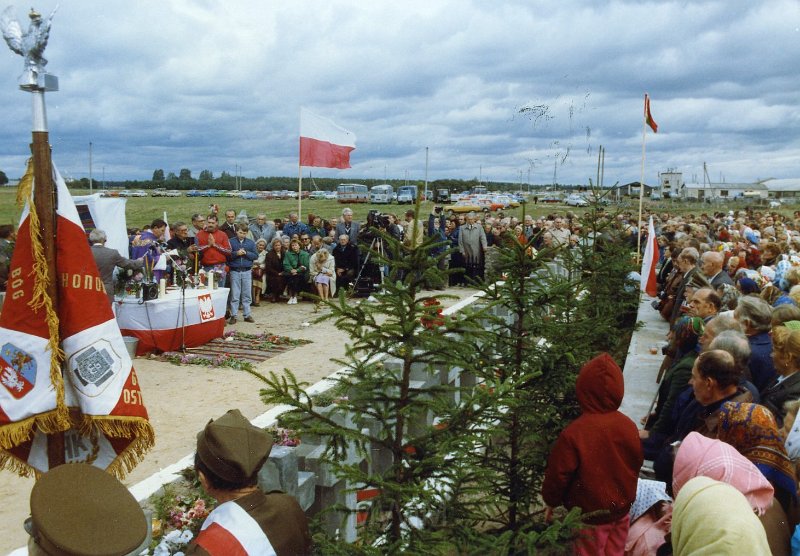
[0,287,477,554]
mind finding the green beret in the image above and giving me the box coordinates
[196,409,273,483]
[29,463,147,556]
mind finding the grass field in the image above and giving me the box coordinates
[0,187,794,229]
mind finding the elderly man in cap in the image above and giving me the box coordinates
[188,409,311,555]
[24,463,148,555]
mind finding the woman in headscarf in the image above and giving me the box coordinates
[672,432,787,555]
[718,402,798,519]
[641,317,704,459]
[672,477,771,555]
[624,479,672,556]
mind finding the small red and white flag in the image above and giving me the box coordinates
[0,161,154,478]
[645,93,658,133]
[640,216,659,297]
[299,108,356,169]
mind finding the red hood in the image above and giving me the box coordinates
[576,353,624,414]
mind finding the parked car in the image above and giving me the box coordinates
[186,190,202,197]
[435,188,451,203]
[565,193,588,207]
[165,190,182,197]
[443,200,490,216]
[324,191,337,200]
[150,188,167,197]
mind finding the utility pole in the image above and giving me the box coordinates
[424,147,429,199]
[89,141,93,192]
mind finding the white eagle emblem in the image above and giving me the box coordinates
[1,6,57,75]
[198,293,215,322]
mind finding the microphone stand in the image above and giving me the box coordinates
[157,245,191,353]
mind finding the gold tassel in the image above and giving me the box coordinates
[0,450,37,478]
[17,159,68,423]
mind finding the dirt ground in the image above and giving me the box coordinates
[0,287,477,554]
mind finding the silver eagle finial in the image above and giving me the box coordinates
[1,5,58,82]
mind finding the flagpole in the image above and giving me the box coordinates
[637,93,648,265]
[298,162,303,221]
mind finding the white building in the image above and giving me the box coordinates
[658,170,683,199]
[764,179,800,200]
[680,181,768,201]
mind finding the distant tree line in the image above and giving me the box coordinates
[67,168,586,194]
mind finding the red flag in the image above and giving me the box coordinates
[299,108,356,169]
[645,94,658,133]
[0,161,154,478]
[640,216,659,297]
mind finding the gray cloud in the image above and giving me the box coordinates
[0,0,798,186]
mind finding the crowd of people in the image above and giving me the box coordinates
[543,207,800,555]
[96,204,591,324]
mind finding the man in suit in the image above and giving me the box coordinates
[700,251,734,290]
[335,208,361,245]
[90,228,144,304]
[669,247,710,325]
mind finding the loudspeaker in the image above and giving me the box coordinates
[142,282,159,301]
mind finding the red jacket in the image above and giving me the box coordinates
[196,230,231,267]
[542,353,643,524]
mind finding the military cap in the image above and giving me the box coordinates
[28,463,147,556]
[196,409,273,483]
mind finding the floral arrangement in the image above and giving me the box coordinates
[151,332,310,371]
[267,426,302,447]
[156,351,255,372]
[147,477,215,555]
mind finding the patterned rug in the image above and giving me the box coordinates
[150,330,311,371]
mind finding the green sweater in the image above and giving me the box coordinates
[283,249,310,276]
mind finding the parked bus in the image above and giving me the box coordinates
[337,183,369,203]
[369,184,394,204]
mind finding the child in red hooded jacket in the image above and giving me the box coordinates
[542,353,643,555]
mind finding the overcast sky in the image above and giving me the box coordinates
[0,0,798,186]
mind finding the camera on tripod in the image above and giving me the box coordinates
[367,209,391,229]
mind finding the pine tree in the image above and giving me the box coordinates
[255,204,490,553]
[436,200,637,554]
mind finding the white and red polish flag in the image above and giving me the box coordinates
[0,161,154,478]
[299,107,356,169]
[640,216,660,297]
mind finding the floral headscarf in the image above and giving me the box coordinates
[672,432,774,515]
[672,316,704,359]
[717,401,797,502]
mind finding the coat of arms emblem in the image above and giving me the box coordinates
[198,293,215,322]
[0,343,36,399]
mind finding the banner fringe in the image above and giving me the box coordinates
[18,159,66,412]
[0,410,70,450]
[79,415,155,479]
[0,450,37,478]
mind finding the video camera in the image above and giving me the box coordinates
[367,209,391,229]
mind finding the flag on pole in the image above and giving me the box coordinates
[645,94,658,133]
[640,216,659,297]
[0,160,154,478]
[299,108,356,169]
[163,211,171,242]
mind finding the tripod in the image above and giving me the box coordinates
[350,236,385,298]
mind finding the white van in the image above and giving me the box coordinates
[370,184,394,204]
